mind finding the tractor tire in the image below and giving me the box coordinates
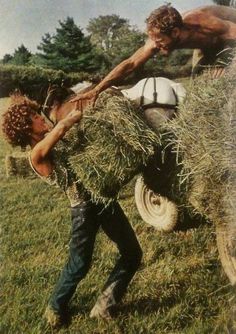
[216,223,236,286]
[135,176,178,232]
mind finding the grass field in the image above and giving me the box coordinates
[0,96,235,334]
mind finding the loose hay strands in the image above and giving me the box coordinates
[68,92,159,203]
[162,58,236,225]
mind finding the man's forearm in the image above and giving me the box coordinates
[60,109,82,131]
[33,110,82,159]
[94,43,156,94]
[71,44,155,104]
[95,59,135,94]
[71,44,155,102]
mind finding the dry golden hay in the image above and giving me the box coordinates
[66,91,159,203]
[161,58,236,225]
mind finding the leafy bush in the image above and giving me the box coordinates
[0,64,93,98]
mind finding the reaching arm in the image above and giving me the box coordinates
[32,109,82,161]
[71,41,157,105]
[94,43,156,93]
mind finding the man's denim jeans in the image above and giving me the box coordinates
[49,201,142,313]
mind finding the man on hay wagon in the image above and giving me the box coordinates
[71,3,236,107]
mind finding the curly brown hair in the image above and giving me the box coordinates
[146,4,183,35]
[1,94,40,148]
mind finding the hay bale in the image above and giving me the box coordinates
[65,92,159,203]
[161,58,236,225]
[54,60,236,215]
[5,151,35,178]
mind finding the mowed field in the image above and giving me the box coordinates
[0,96,235,334]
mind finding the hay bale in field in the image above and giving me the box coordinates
[161,57,236,225]
[62,91,159,203]
[5,151,35,178]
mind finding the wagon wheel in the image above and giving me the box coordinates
[216,223,236,286]
[134,176,178,232]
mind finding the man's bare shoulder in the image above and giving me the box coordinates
[183,5,236,23]
[182,6,215,21]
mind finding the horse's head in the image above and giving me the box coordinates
[40,84,75,124]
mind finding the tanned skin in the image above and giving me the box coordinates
[71,5,236,106]
[30,109,82,176]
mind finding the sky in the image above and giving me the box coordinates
[0,0,214,59]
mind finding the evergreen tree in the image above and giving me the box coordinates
[2,54,13,64]
[10,45,32,65]
[37,17,102,72]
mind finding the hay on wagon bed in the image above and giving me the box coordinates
[66,91,159,203]
[160,58,236,225]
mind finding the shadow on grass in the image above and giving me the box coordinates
[61,293,177,324]
[53,294,93,328]
[117,296,164,316]
[174,208,209,232]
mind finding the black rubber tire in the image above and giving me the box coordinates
[135,176,178,232]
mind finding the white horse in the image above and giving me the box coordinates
[121,77,186,130]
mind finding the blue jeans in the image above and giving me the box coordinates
[49,201,142,313]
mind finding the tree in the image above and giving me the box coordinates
[2,54,13,64]
[10,45,32,65]
[107,26,145,67]
[87,15,145,72]
[87,15,129,52]
[37,17,102,72]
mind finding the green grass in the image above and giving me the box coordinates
[0,97,235,334]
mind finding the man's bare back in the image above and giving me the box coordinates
[181,6,236,49]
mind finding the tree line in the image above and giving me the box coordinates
[1,15,192,79]
[2,0,234,81]
[2,16,144,73]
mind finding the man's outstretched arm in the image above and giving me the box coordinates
[71,40,157,105]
